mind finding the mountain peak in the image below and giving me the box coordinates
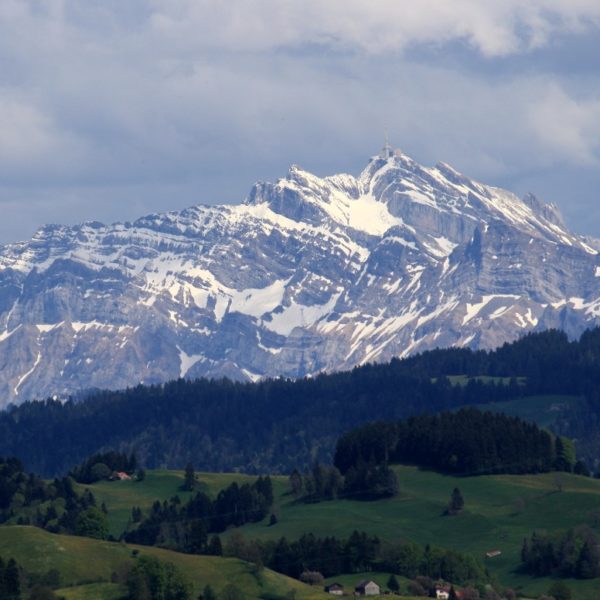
[0,147,599,406]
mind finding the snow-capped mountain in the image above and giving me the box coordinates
[1,144,599,407]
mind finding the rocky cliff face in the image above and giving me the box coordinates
[0,145,599,407]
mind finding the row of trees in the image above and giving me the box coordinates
[125,477,273,551]
[289,460,399,502]
[334,409,564,476]
[521,526,600,579]
[222,530,487,586]
[378,539,485,584]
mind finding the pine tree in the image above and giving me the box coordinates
[207,535,223,556]
[447,487,464,515]
[202,584,217,600]
[576,540,600,578]
[387,574,399,592]
[131,506,142,523]
[521,538,530,565]
[4,558,21,599]
[289,468,303,497]
[184,462,196,491]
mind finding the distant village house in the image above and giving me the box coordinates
[435,583,451,600]
[355,580,380,596]
[324,582,344,595]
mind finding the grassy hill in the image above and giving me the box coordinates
[76,469,265,538]
[77,467,600,600]
[0,526,329,599]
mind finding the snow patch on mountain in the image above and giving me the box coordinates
[0,145,599,407]
[177,346,204,378]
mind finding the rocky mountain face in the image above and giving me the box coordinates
[1,145,599,407]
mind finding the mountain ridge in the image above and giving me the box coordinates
[0,145,599,406]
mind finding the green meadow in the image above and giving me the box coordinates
[76,469,265,538]
[73,465,600,599]
[256,467,600,599]
[0,525,328,600]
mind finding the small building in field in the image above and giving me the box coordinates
[115,471,132,481]
[485,550,502,558]
[324,582,344,595]
[355,580,380,596]
[435,583,451,599]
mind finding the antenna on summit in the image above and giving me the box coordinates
[379,125,394,158]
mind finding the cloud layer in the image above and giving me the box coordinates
[149,0,600,56]
[0,1,599,240]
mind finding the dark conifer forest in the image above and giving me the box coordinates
[3,328,600,476]
[334,409,558,475]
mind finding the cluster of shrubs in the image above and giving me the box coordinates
[288,460,399,503]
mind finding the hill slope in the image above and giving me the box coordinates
[65,467,600,599]
[1,146,600,405]
[0,526,328,599]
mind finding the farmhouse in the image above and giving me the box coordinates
[355,580,380,596]
[435,583,451,599]
[324,582,344,595]
[114,471,132,481]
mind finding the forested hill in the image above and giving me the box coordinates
[334,409,563,476]
[3,328,600,477]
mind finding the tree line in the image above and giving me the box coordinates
[226,530,487,586]
[334,408,567,476]
[521,526,600,579]
[3,328,600,476]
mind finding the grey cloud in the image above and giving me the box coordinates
[0,2,599,242]
[145,1,600,56]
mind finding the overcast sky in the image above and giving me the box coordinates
[1,1,599,242]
